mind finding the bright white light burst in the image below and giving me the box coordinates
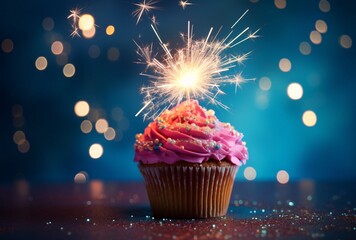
[136,10,258,120]
[133,0,159,25]
[179,0,193,10]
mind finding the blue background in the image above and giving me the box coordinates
[1,0,355,182]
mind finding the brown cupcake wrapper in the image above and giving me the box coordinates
[139,164,238,218]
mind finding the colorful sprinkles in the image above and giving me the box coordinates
[134,102,242,153]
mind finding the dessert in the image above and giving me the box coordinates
[134,100,248,218]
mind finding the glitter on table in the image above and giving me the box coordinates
[1,181,355,239]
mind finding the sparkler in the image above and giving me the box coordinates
[135,10,259,120]
[133,0,159,25]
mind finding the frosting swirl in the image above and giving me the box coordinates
[134,100,248,166]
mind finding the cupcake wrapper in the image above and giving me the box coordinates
[139,164,238,218]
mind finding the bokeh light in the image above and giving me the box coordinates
[315,20,327,34]
[302,110,317,127]
[95,119,109,133]
[51,41,64,55]
[83,26,96,39]
[89,143,103,159]
[299,41,312,55]
[80,120,93,134]
[74,171,88,184]
[63,63,75,77]
[287,82,303,100]
[35,56,48,71]
[339,35,352,49]
[310,30,322,45]
[74,101,90,117]
[107,47,120,61]
[13,131,26,145]
[1,39,14,53]
[259,77,272,91]
[42,17,54,31]
[18,140,30,154]
[244,167,257,180]
[277,170,289,184]
[106,25,115,35]
[78,14,95,31]
[274,0,286,9]
[279,58,292,72]
[88,45,100,59]
[104,127,116,141]
[319,0,330,13]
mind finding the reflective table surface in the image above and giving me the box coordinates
[1,181,355,239]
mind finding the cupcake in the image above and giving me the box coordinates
[134,100,248,218]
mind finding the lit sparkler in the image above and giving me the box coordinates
[179,0,193,10]
[135,9,259,120]
[133,0,159,25]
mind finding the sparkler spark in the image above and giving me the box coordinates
[179,0,193,10]
[136,10,259,120]
[68,8,81,37]
[133,0,159,25]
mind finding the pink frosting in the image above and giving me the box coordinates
[134,100,248,166]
